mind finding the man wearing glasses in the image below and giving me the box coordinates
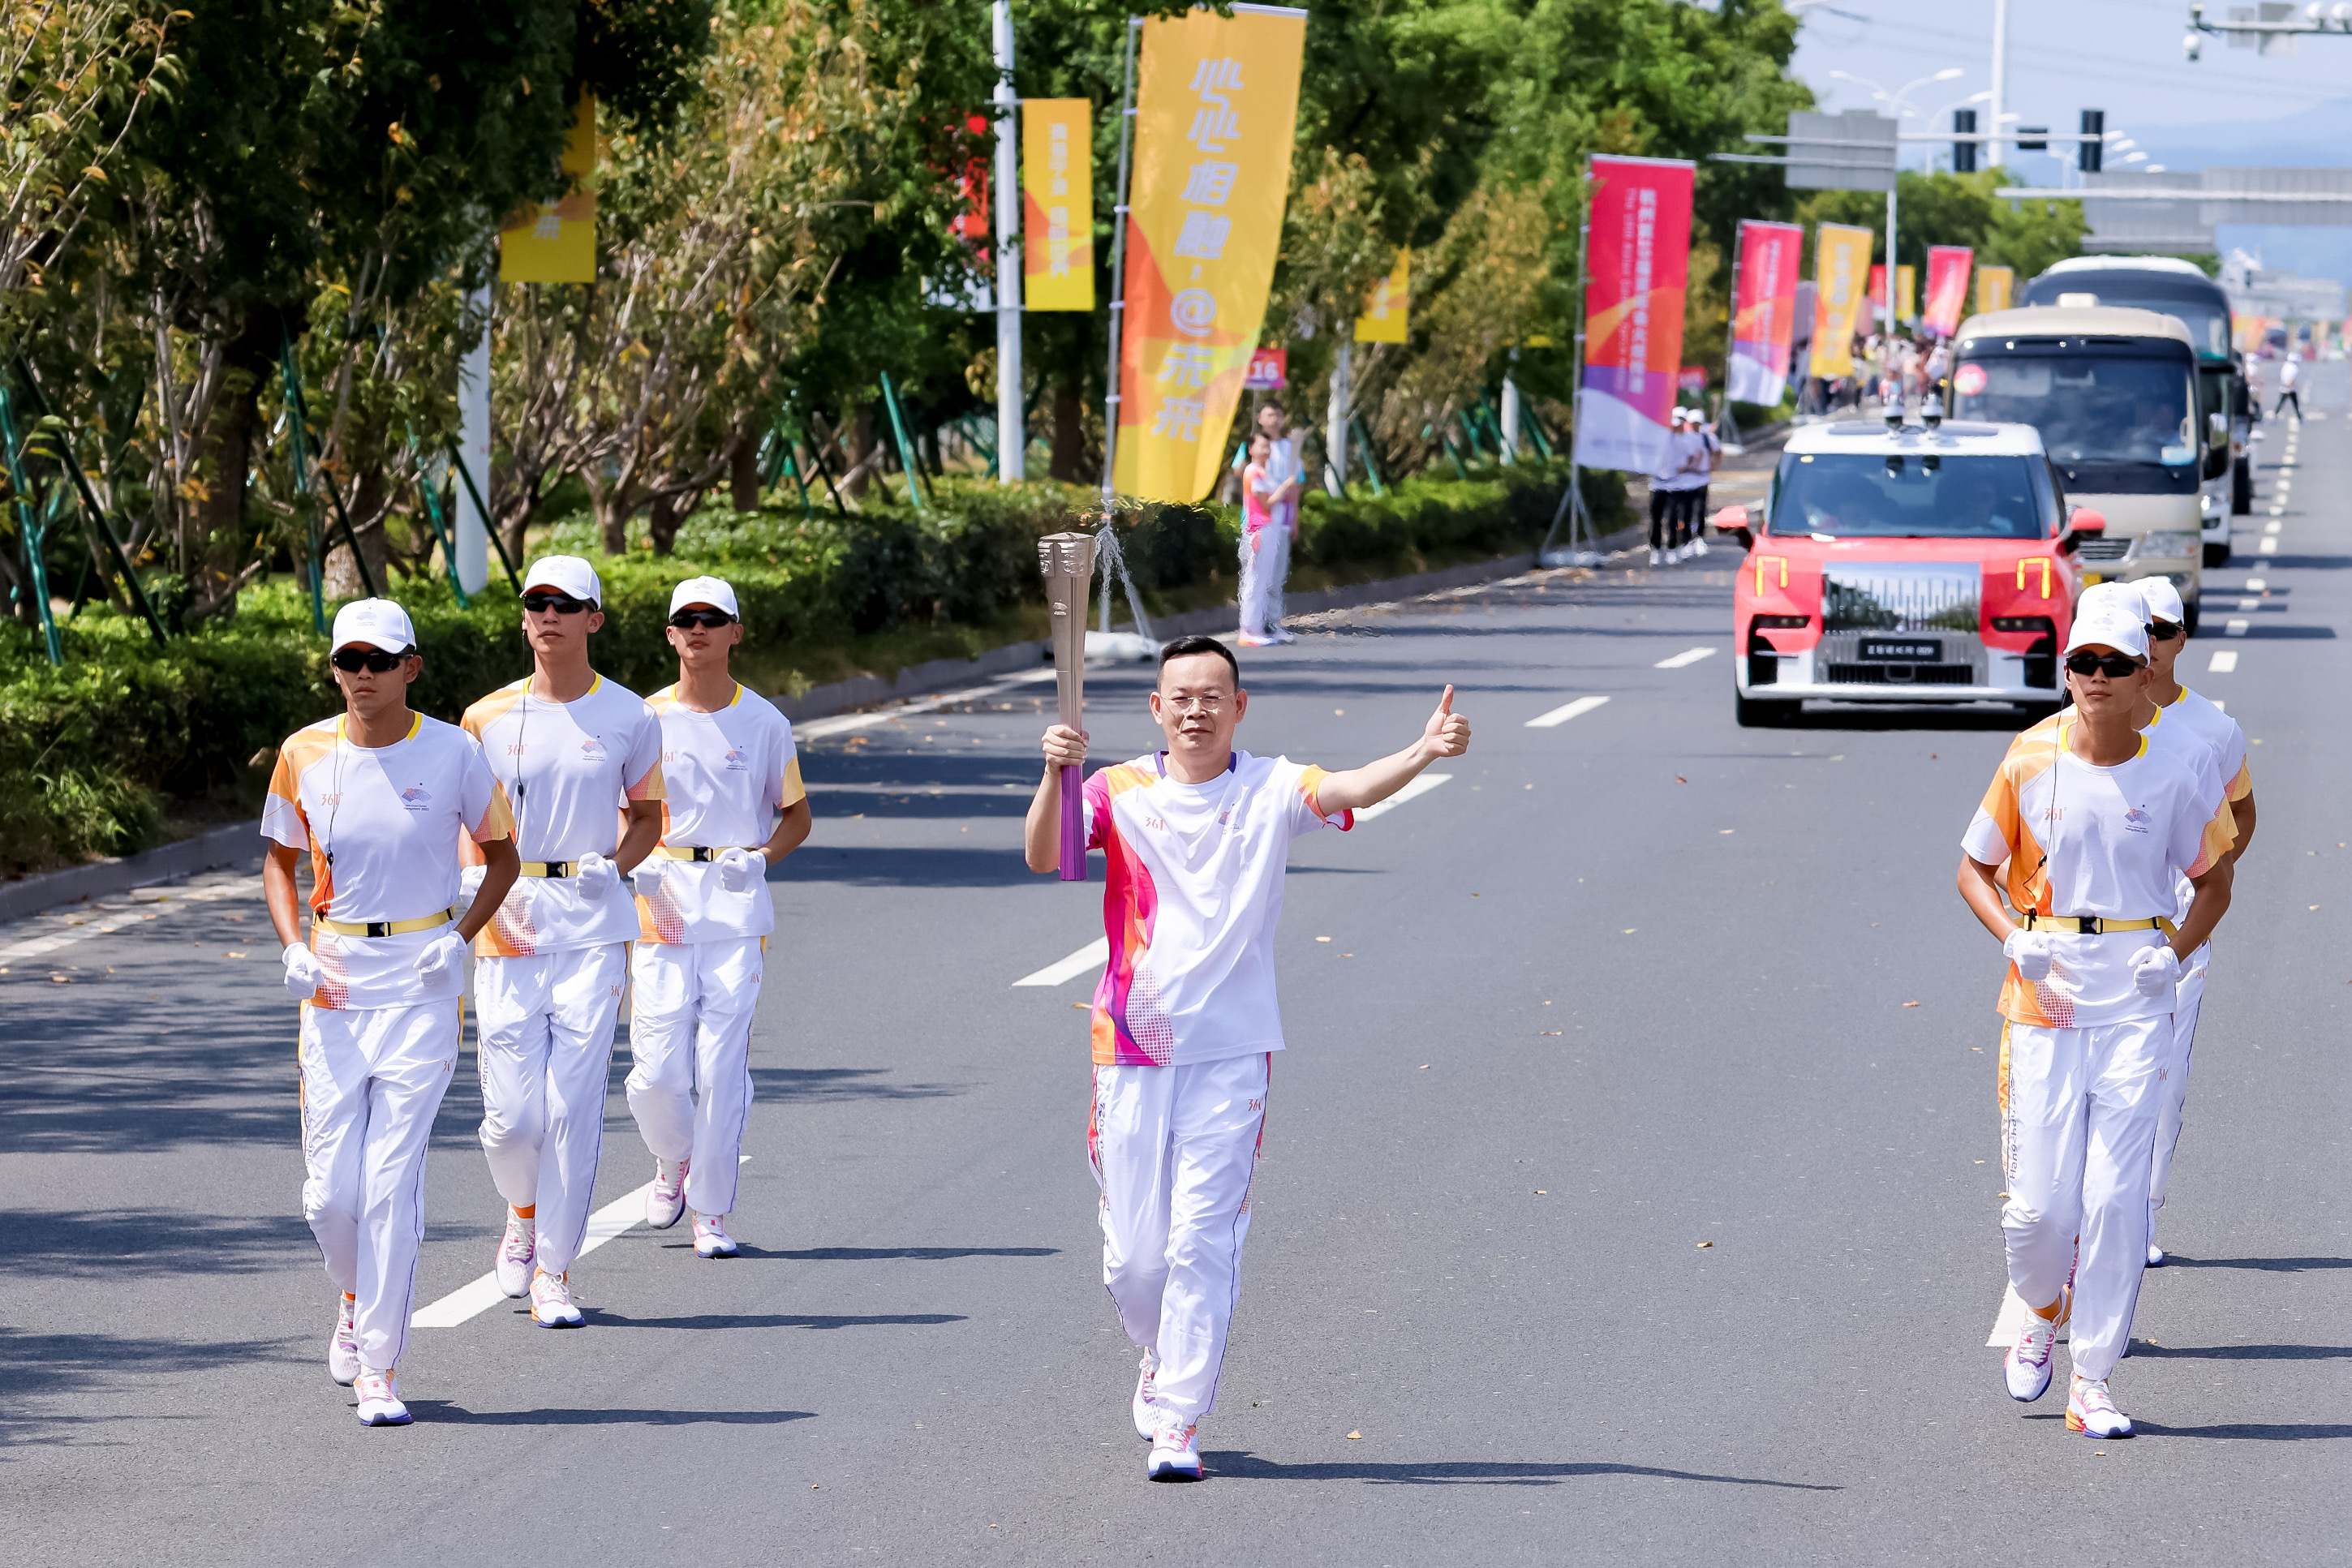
[626,576,811,1259]
[1957,603,2234,1442]
[1026,634,1472,1480]
[458,557,667,1327]
[262,598,518,1425]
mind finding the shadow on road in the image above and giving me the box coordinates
[1198,1453,1841,1489]
[2128,1420,2352,1441]
[2159,1255,2352,1272]
[743,1245,1059,1261]
[406,1402,818,1427]
[583,1310,968,1331]
[2132,1342,2352,1361]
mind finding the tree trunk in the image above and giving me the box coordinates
[647,489,683,556]
[191,320,273,618]
[322,467,389,599]
[1049,378,1086,481]
[729,417,761,512]
[840,406,876,500]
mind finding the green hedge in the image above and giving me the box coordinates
[0,461,1614,874]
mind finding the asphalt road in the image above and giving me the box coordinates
[5,410,2350,1565]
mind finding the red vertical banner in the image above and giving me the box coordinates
[1923,246,1974,337]
[1727,218,1802,407]
[1572,154,1694,475]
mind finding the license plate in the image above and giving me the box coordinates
[1860,640,1940,661]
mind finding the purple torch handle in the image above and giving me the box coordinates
[1058,763,1086,882]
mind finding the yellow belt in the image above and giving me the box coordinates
[520,861,576,878]
[651,845,754,862]
[2019,913,2178,935]
[313,905,460,939]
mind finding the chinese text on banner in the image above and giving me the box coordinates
[500,97,596,283]
[1976,264,2014,316]
[1571,154,1694,475]
[1728,219,1802,407]
[1810,223,1873,380]
[1923,246,1973,337]
[1022,99,1094,311]
[1354,249,1409,343]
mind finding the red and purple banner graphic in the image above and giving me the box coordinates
[1243,347,1287,389]
[1726,218,1802,407]
[1572,154,1693,475]
[1922,245,1974,337]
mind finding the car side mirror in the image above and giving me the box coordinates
[1712,504,1753,551]
[2060,505,2105,556]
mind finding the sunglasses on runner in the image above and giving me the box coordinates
[669,609,735,629]
[2064,651,2143,679]
[330,647,410,674]
[2147,619,2185,642]
[522,592,591,615]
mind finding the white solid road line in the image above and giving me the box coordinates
[1352,771,1452,821]
[0,876,263,966]
[1654,647,1718,670]
[1013,936,1110,988]
[413,1158,751,1329]
[1524,695,1611,728]
[796,667,1060,741]
[2209,650,2240,673]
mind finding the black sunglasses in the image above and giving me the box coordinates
[522,592,591,615]
[669,609,735,629]
[2065,651,2143,679]
[331,647,409,674]
[2146,619,2185,642]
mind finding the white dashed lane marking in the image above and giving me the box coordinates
[1654,647,1718,670]
[1352,771,1453,822]
[1013,937,1110,989]
[0,877,264,966]
[1524,695,1611,729]
[2208,650,2240,673]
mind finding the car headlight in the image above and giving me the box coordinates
[2135,531,2199,560]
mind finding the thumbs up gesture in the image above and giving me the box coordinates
[1421,685,1471,761]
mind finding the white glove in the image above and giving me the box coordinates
[282,943,323,1001]
[2002,928,2055,983]
[718,846,764,893]
[574,852,616,901]
[413,931,467,980]
[632,861,667,901]
[2129,943,2182,999]
[458,863,488,901]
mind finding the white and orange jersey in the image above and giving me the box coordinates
[462,674,665,957]
[1082,750,1351,1068]
[2020,697,2244,920]
[2156,685,2251,804]
[634,681,804,944]
[1963,718,2232,1028]
[261,712,513,1009]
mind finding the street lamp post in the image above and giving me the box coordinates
[1830,67,1963,359]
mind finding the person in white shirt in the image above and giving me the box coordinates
[2274,351,2301,420]
[262,598,518,1426]
[460,556,667,1328]
[1648,408,1689,566]
[626,576,813,1259]
[1237,402,1302,647]
[1025,634,1471,1481]
[1957,603,2234,1441]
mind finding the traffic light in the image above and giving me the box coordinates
[2016,125,2049,151]
[2079,110,2105,172]
[1954,109,1977,174]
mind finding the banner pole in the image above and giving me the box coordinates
[991,0,1024,483]
[0,382,62,665]
[1540,156,1597,569]
[1098,15,1141,507]
[1719,219,1745,454]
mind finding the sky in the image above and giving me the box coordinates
[1784,0,2352,281]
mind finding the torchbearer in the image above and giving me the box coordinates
[1956,602,2234,1441]
[262,599,519,1426]
[1026,634,1471,1481]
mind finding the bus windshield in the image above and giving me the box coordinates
[1953,352,2195,467]
[1767,452,2055,539]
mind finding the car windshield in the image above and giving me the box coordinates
[1954,353,2195,466]
[1767,451,2053,539]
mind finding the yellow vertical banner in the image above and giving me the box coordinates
[1352,248,1409,343]
[1895,264,1916,321]
[1808,223,1873,379]
[500,96,596,283]
[1114,4,1308,503]
[1022,99,1094,311]
[1976,264,2014,315]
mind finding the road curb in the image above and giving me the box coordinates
[0,821,264,923]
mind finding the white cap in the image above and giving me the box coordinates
[669,575,740,619]
[2136,575,2187,626]
[1670,406,1690,421]
[2075,581,2143,620]
[522,554,601,606]
[2063,603,2150,660]
[329,598,416,654]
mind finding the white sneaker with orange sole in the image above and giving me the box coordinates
[647,1158,689,1230]
[495,1209,535,1298]
[531,1268,584,1328]
[1147,1413,1202,1481]
[327,1294,360,1386]
[355,1367,410,1427]
[1132,1350,1160,1441]
[2066,1376,2133,1439]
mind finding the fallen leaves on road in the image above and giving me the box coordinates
[1903,1001,1920,1007]
[1418,1064,1430,1070]
[1675,775,1688,784]
[1539,1030,1563,1036]
[1346,1431,1362,1440]
[1316,935,1331,942]
[1697,1241,1713,1248]
[1622,927,1637,934]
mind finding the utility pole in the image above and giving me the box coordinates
[454,284,491,595]
[1989,0,2009,169]
[992,0,1024,483]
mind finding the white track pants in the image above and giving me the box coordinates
[626,937,761,1218]
[2000,1016,2168,1382]
[475,943,628,1274]
[1090,1052,1269,1424]
[299,999,459,1372]
[1238,523,1291,638]
[2147,943,2210,1231]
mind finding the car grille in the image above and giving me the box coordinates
[1823,564,1980,633]
[1826,664,1977,685]
[2074,538,2130,561]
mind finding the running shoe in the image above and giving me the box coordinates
[1692,537,1709,557]
[1648,549,1663,566]
[327,1293,360,1386]
[2146,1241,2167,1268]
[2004,1309,2057,1402]
[647,1158,689,1230]
[1270,627,1297,645]
[2066,1376,2133,1439]
[1132,1349,1160,1441]
[355,1367,411,1427]
[531,1267,584,1328]
[693,1213,739,1259]
[1236,633,1276,648]
[1146,1413,1203,1481]
[495,1208,535,1297]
